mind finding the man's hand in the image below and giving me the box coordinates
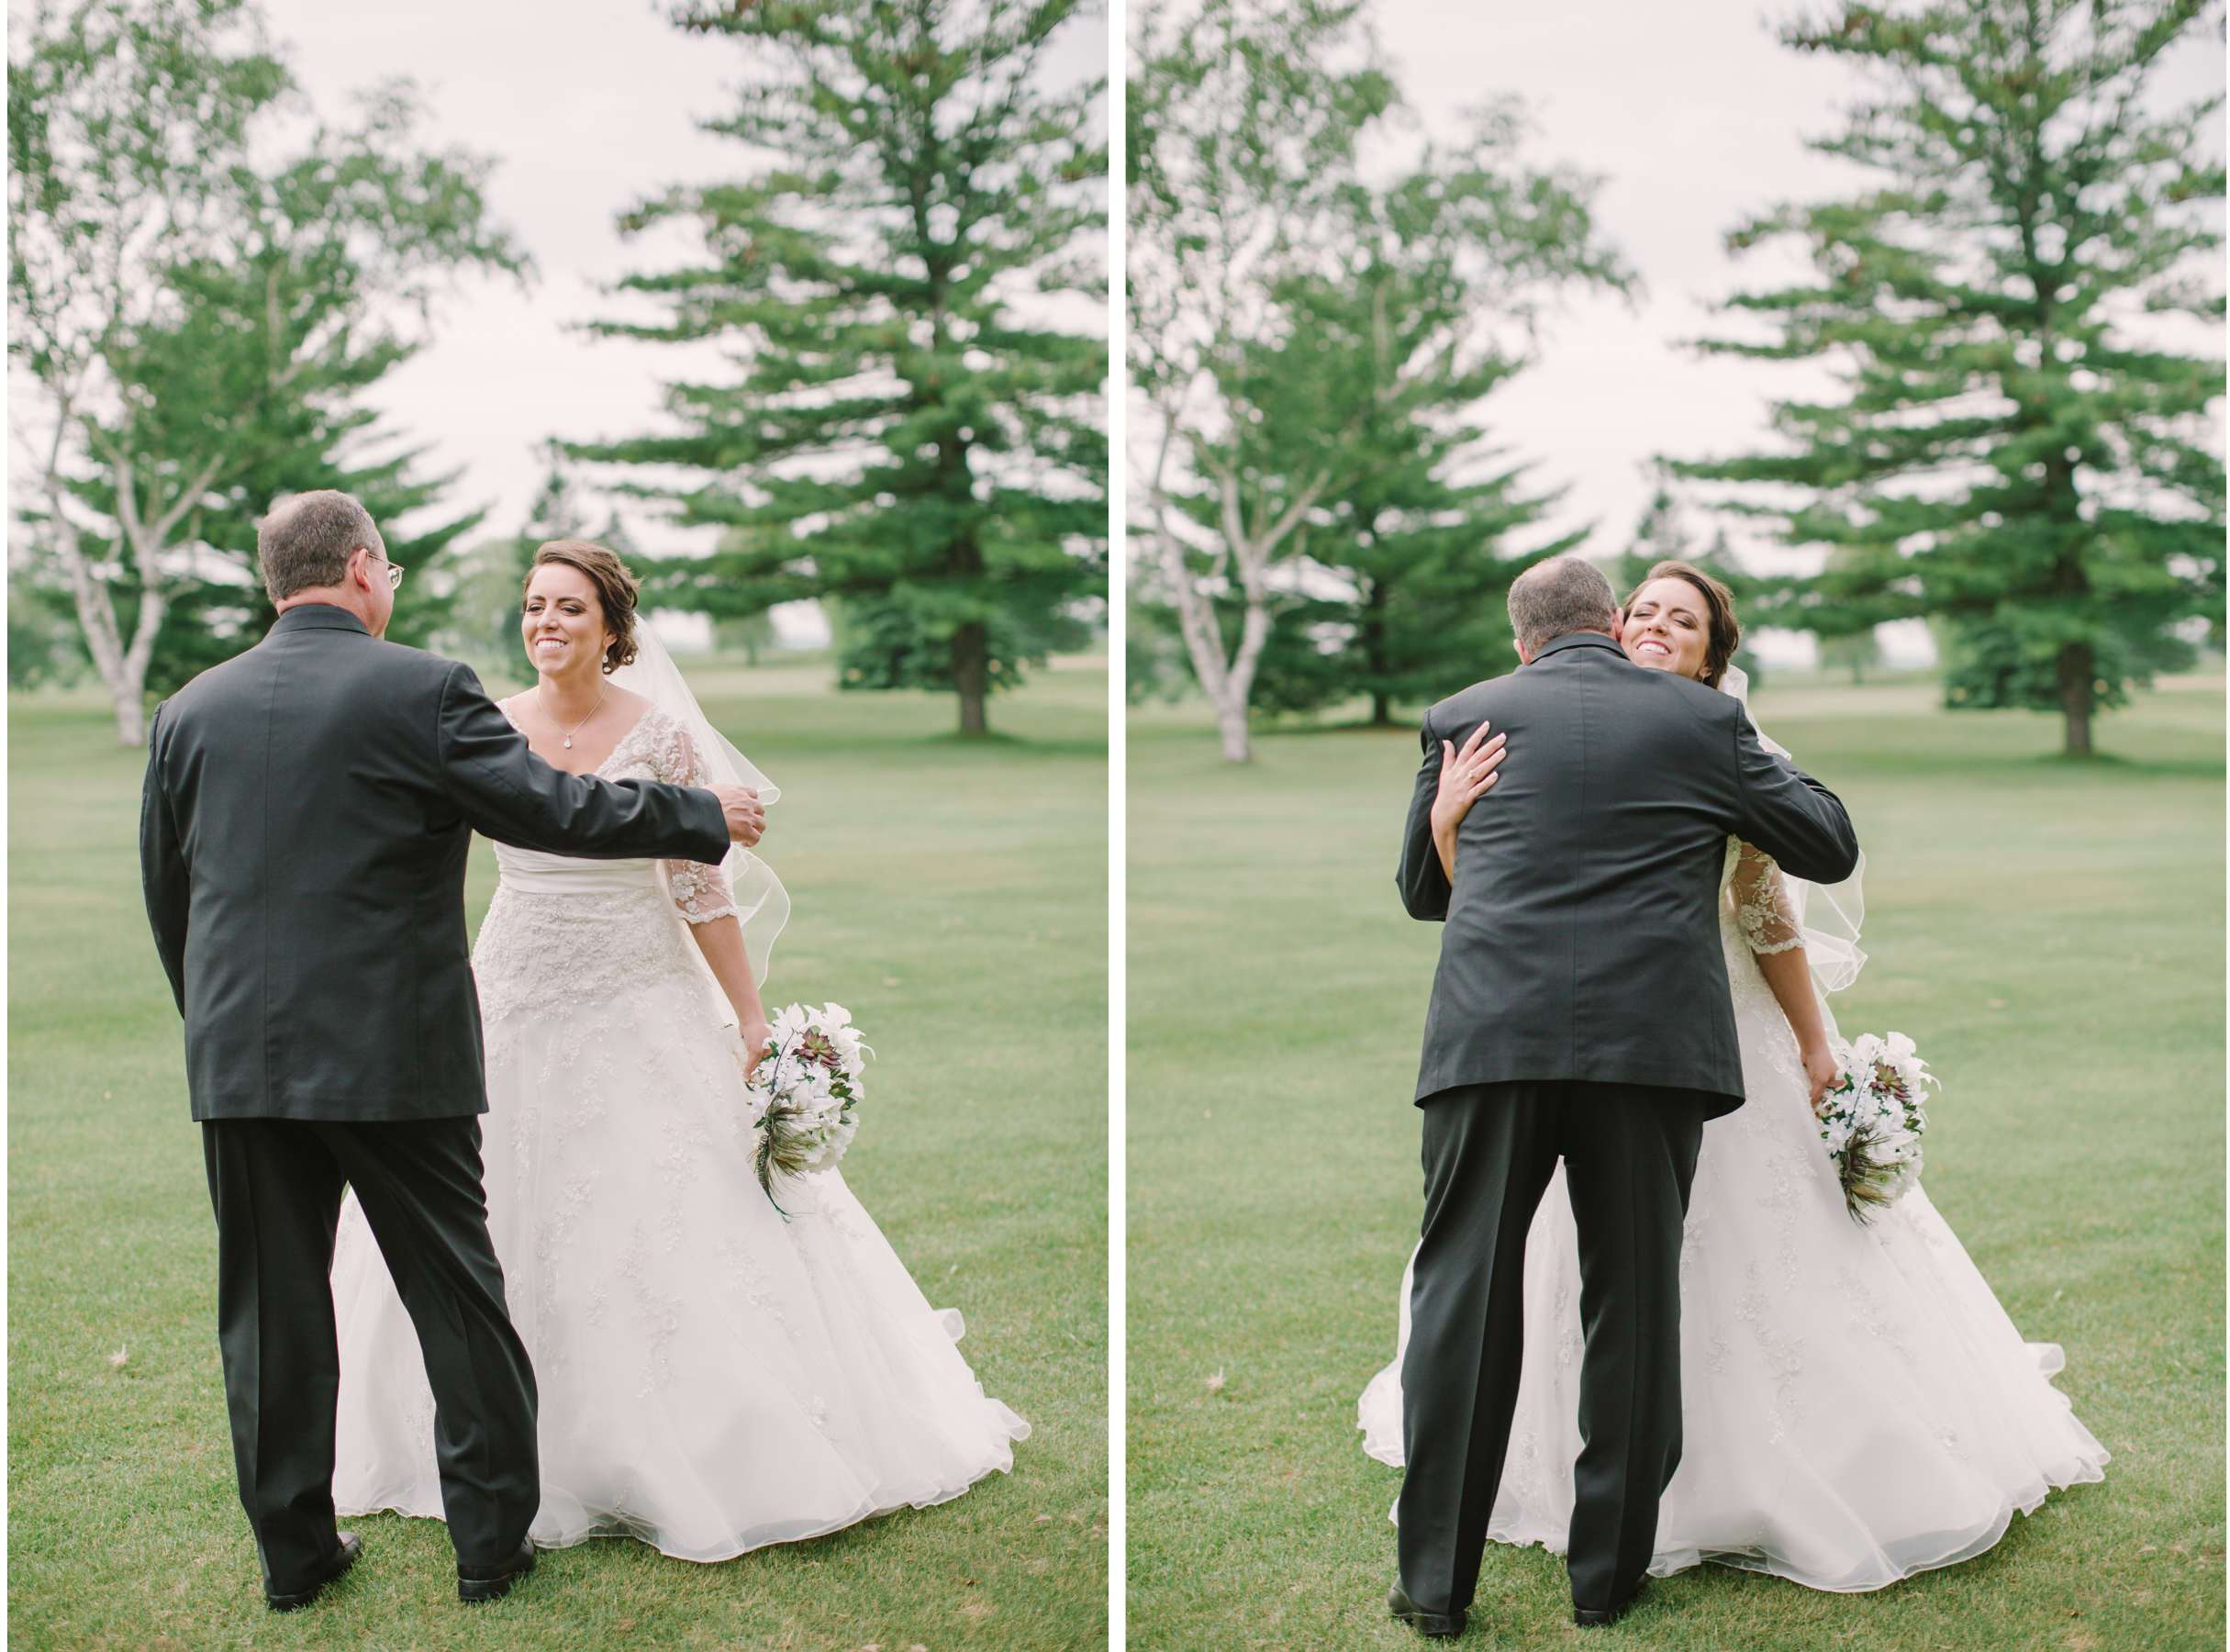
[709,783,764,847]
[1430,722,1507,882]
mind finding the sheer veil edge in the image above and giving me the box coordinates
[1718,664,1867,996]
[610,627,791,988]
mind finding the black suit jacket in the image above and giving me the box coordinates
[1398,631,1860,1112]
[140,605,733,1122]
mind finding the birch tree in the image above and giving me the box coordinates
[1130,0,1628,758]
[9,0,522,742]
[1129,0,1390,760]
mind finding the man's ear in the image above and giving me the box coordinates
[1610,608,1626,643]
[1513,636,1533,666]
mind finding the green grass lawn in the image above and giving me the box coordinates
[1126,678,2224,1651]
[9,657,1108,1652]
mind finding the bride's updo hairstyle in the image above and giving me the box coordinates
[526,540,641,675]
[1625,559,1741,689]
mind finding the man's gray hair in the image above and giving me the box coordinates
[258,491,383,600]
[1507,557,1619,653]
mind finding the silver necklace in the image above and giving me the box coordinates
[538,681,607,750]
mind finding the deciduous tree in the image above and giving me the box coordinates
[8,0,523,742]
[1131,0,1627,757]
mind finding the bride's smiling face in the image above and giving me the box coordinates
[521,564,617,682]
[1622,578,1712,681]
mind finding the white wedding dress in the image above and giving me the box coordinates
[329,701,1028,1562]
[1358,833,2109,1591]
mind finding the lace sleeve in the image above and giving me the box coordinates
[1730,840,1804,955]
[647,713,740,926]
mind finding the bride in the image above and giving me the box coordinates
[1359,559,2106,1592]
[329,539,1027,1564]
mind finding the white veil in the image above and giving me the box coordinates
[1718,664,1868,996]
[608,628,790,989]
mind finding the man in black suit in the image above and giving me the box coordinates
[140,491,765,1610]
[1386,557,1860,1637]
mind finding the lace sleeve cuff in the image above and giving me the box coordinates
[1745,932,1806,955]
[643,711,743,922]
[1732,842,1805,955]
[667,859,739,925]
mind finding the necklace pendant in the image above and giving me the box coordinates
[563,736,573,749]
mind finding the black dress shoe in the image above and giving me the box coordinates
[264,1531,362,1612]
[1573,1577,1648,1627]
[457,1538,538,1603]
[1388,1581,1465,1638]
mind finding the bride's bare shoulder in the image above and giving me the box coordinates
[605,685,657,723]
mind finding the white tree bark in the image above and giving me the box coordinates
[30,405,222,746]
[1145,392,1334,764]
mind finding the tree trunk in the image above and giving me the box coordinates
[1214,697,1251,762]
[2057,641,2093,756]
[953,621,990,736]
[109,674,151,745]
[1371,690,1393,725]
[50,519,157,746]
[1212,601,1272,762]
[1145,422,1327,765]
[1155,530,1271,763]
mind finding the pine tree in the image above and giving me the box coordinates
[1677,0,2224,754]
[122,432,487,700]
[576,0,1107,738]
[1316,436,1582,727]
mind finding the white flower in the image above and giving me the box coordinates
[744,1003,874,1197]
[1817,1029,1935,1222]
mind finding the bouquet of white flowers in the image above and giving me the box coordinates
[743,1002,872,1207]
[1816,1031,1939,1224]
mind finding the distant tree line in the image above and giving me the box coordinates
[1129,0,2221,760]
[11,0,1108,743]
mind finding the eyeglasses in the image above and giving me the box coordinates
[362,549,405,591]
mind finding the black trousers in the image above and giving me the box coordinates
[201,1116,539,1592]
[1396,1080,1710,1617]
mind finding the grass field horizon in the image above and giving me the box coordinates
[1128,675,2224,1651]
[9,655,1109,1651]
